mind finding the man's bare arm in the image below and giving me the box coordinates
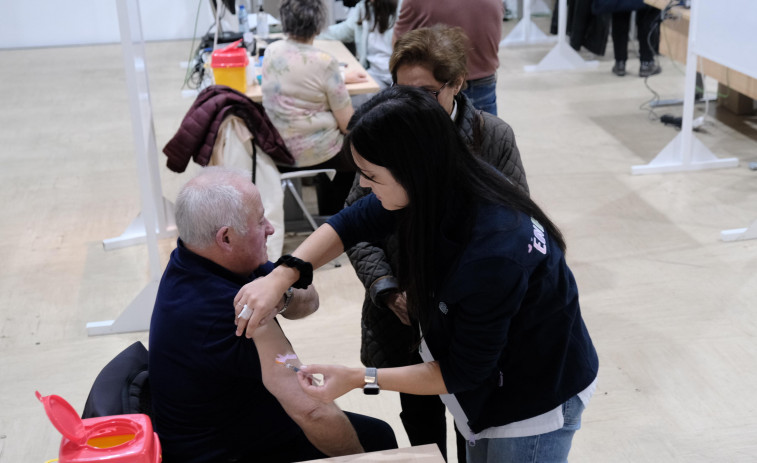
[251,320,363,456]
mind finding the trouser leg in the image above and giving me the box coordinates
[344,411,399,452]
[636,7,660,62]
[399,392,449,461]
[611,11,631,62]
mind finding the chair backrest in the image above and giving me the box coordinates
[209,114,286,261]
[81,341,152,419]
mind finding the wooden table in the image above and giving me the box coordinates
[245,38,380,102]
[645,0,757,111]
[301,444,446,463]
[638,0,756,242]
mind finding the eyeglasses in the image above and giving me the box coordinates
[391,81,449,101]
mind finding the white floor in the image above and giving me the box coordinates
[1,27,757,462]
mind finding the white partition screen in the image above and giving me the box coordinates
[691,0,757,79]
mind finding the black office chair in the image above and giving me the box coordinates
[81,341,152,419]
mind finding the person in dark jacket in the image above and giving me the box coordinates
[233,86,599,463]
[610,4,661,77]
[150,167,397,462]
[343,25,529,461]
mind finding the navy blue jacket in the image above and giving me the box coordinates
[329,195,598,433]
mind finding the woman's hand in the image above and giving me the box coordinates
[384,291,410,326]
[296,364,362,403]
[343,69,369,84]
[234,272,291,338]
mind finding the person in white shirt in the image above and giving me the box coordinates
[318,0,399,95]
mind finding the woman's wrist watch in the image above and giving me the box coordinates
[363,367,380,395]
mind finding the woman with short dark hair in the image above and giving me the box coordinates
[234,86,599,463]
[279,0,327,39]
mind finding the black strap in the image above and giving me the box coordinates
[275,254,314,289]
[251,142,257,184]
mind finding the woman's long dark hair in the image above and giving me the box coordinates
[345,86,566,332]
[361,0,398,34]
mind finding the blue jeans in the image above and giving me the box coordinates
[466,395,585,463]
[462,75,497,116]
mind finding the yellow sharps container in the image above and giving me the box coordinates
[211,39,249,93]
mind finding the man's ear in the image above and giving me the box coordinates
[215,226,233,251]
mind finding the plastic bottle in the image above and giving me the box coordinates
[257,1,269,39]
[238,4,249,34]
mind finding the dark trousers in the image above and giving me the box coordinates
[612,7,660,62]
[278,149,355,216]
[249,411,398,462]
[399,392,467,462]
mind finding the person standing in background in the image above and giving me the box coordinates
[607,2,661,77]
[392,0,502,116]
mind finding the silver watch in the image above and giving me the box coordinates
[363,367,380,395]
[279,287,294,315]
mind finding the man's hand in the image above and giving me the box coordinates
[383,291,410,326]
[344,69,369,84]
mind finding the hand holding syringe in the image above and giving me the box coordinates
[275,354,323,386]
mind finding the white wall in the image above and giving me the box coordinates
[0,0,215,49]
[0,0,355,49]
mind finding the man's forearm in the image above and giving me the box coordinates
[281,285,319,320]
[297,403,363,456]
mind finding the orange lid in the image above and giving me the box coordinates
[36,391,87,446]
[211,39,249,68]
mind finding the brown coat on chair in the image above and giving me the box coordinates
[163,85,294,173]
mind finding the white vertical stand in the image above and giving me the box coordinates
[102,0,178,253]
[500,0,556,47]
[631,2,738,175]
[524,0,598,72]
[88,0,170,335]
[102,198,176,250]
[531,0,552,15]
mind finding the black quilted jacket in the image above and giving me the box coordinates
[346,93,530,368]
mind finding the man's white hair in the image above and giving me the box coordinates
[175,167,254,248]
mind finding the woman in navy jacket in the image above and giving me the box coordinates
[234,86,598,462]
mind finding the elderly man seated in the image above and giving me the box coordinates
[149,167,397,462]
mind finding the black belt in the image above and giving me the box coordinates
[466,74,496,87]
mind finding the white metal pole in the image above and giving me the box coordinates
[679,0,701,166]
[117,0,162,280]
[557,0,567,45]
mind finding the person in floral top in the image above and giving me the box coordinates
[262,0,368,215]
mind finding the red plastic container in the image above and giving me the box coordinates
[36,391,161,463]
[211,39,249,93]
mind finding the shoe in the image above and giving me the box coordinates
[639,61,662,77]
[612,61,626,77]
